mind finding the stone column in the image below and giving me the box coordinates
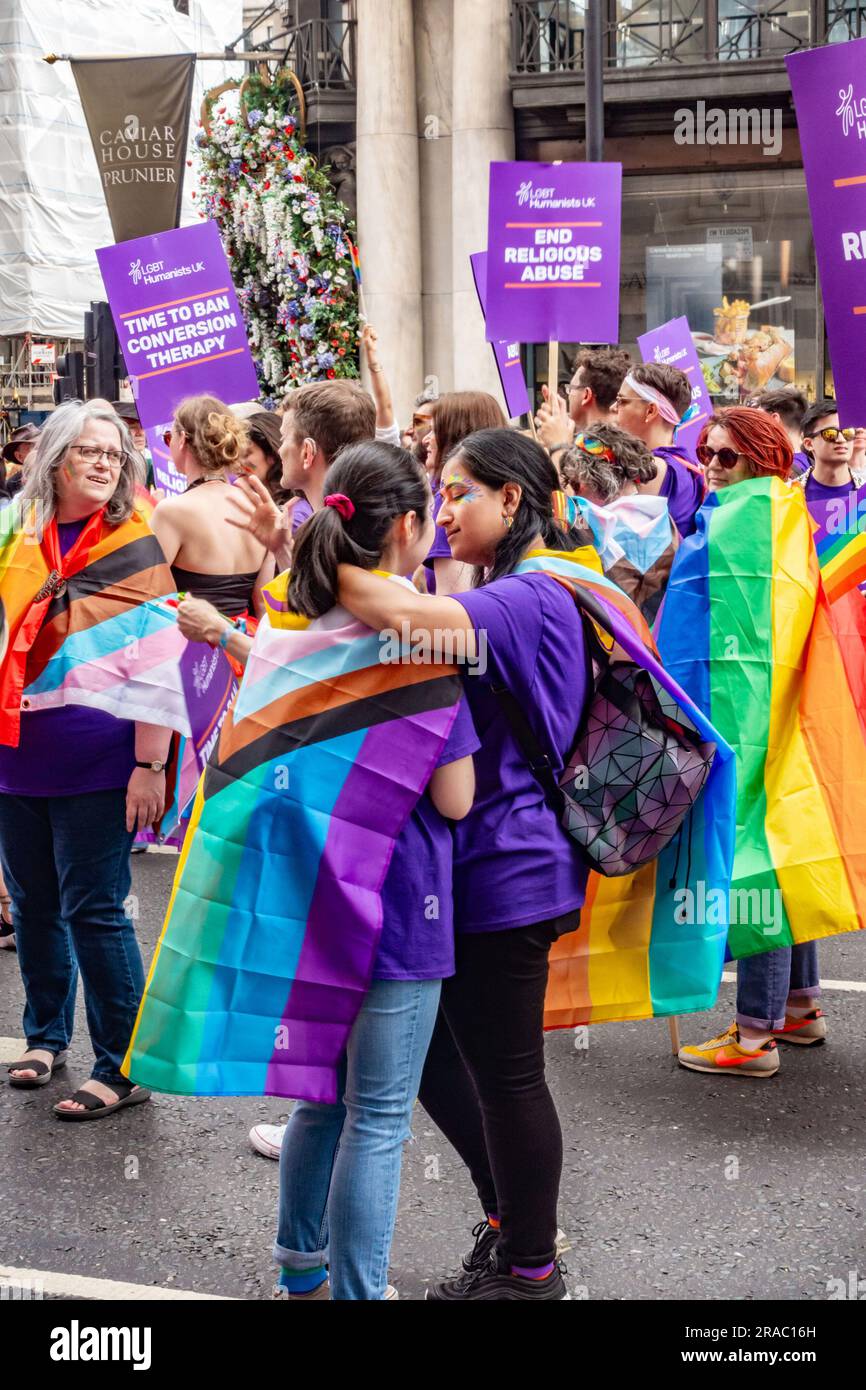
[415,0,454,395]
[355,0,423,428]
[450,0,516,409]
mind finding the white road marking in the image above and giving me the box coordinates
[0,1037,26,1063]
[721,973,866,992]
[0,1264,235,1301]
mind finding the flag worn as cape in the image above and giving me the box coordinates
[657,476,866,959]
[573,493,678,628]
[515,551,736,1029]
[0,502,236,831]
[123,571,463,1103]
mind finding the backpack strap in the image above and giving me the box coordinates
[489,680,565,815]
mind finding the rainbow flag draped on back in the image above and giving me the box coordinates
[515,551,736,1030]
[657,476,866,959]
[0,502,235,833]
[123,572,462,1103]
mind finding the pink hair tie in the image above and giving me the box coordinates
[323,493,355,520]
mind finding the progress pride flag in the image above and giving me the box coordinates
[787,38,866,425]
[485,161,622,344]
[470,251,532,419]
[97,220,259,427]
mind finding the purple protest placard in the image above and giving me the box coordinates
[637,316,712,460]
[787,38,866,426]
[96,220,259,428]
[485,161,622,345]
[470,251,532,419]
[144,423,186,496]
[179,641,237,772]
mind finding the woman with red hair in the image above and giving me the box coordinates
[673,406,826,1080]
[696,406,793,490]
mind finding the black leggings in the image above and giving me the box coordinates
[418,912,578,1268]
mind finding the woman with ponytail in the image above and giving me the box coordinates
[337,428,595,1301]
[150,395,275,643]
[270,441,478,1301]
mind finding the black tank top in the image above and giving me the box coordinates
[171,565,258,619]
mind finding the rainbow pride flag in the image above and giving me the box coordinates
[123,574,462,1102]
[657,476,866,959]
[513,552,736,1030]
[808,479,866,603]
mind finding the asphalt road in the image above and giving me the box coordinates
[1,851,864,1301]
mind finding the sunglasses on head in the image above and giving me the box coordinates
[696,445,743,470]
[805,426,856,443]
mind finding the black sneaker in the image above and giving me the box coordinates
[462,1220,499,1273]
[426,1254,570,1301]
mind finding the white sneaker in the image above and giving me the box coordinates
[249,1122,286,1160]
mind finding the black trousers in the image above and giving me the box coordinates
[418,911,578,1268]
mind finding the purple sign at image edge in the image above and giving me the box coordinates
[96,220,259,429]
[787,38,866,427]
[637,316,713,460]
[485,161,622,345]
[470,251,532,419]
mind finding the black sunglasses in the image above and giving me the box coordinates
[697,445,742,470]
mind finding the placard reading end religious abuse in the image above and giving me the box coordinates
[96,220,259,426]
[485,161,622,345]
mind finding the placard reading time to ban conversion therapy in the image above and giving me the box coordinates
[96,220,259,425]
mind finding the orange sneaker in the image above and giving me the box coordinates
[678,1021,779,1078]
[771,1007,827,1046]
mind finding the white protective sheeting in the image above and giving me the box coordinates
[0,0,242,336]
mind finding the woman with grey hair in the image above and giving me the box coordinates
[557,422,659,504]
[0,400,173,1121]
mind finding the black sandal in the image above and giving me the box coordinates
[53,1079,151,1122]
[7,1049,69,1088]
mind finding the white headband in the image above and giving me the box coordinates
[624,372,682,428]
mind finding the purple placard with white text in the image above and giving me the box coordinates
[96,220,259,430]
[469,251,532,419]
[145,424,187,496]
[179,641,237,771]
[485,161,622,344]
[787,39,866,426]
[637,316,712,459]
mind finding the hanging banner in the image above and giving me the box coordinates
[96,220,260,428]
[638,315,713,459]
[71,54,196,244]
[485,160,622,345]
[787,37,866,426]
[469,251,532,419]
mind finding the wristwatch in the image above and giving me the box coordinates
[135,760,167,773]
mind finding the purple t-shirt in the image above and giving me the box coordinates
[791,450,810,477]
[291,496,314,533]
[423,489,453,595]
[0,518,136,797]
[805,473,856,504]
[374,697,480,980]
[452,572,589,932]
[653,446,705,538]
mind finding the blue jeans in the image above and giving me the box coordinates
[736,942,820,1032]
[273,977,441,1300]
[0,789,140,1083]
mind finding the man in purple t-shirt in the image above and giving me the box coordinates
[798,398,864,504]
[610,362,706,537]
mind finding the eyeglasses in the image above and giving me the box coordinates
[696,445,743,470]
[411,414,432,431]
[613,394,641,408]
[804,426,856,443]
[71,445,126,469]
